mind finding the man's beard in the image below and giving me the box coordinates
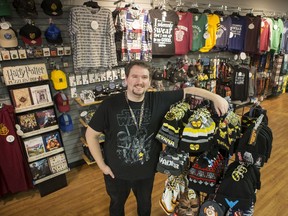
[132,85,145,96]
[132,89,145,96]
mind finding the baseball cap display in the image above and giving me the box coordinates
[45,23,63,44]
[19,23,42,46]
[58,113,73,132]
[54,92,70,113]
[0,27,18,48]
[41,0,63,16]
[13,0,38,18]
[0,0,12,17]
[51,69,68,90]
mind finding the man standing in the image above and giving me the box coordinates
[85,60,228,216]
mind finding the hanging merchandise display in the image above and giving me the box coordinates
[149,8,179,56]
[0,24,18,48]
[114,4,152,61]
[41,0,63,16]
[0,104,34,197]
[244,15,261,54]
[19,23,42,46]
[174,11,193,55]
[12,0,38,18]
[215,15,232,51]
[68,5,117,68]
[191,13,208,52]
[199,13,220,52]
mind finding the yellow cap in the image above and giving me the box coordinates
[51,69,67,90]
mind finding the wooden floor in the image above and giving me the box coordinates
[1,93,288,216]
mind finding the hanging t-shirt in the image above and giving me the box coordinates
[191,13,207,51]
[174,11,193,55]
[0,104,33,196]
[259,18,271,53]
[280,20,288,54]
[244,16,261,54]
[199,14,220,52]
[228,15,247,52]
[68,6,117,68]
[231,65,250,101]
[215,16,232,50]
[149,9,179,56]
[115,7,152,62]
[270,18,284,53]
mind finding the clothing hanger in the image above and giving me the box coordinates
[188,3,200,14]
[214,10,224,16]
[231,11,240,17]
[203,3,212,14]
[231,7,241,17]
[203,9,212,14]
[246,9,255,17]
[83,0,100,9]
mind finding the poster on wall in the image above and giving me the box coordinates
[3,63,49,86]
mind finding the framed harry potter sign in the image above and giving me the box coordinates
[3,63,49,86]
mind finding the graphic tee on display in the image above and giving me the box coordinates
[149,9,179,55]
[174,11,193,55]
[191,13,207,51]
[231,65,249,101]
[228,15,247,52]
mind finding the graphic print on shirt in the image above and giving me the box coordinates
[235,71,246,85]
[116,108,152,165]
[153,17,174,48]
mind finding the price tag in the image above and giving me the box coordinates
[240,52,247,60]
[0,22,10,30]
[91,21,99,30]
[248,23,255,29]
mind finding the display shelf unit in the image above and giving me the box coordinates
[75,97,102,106]
[27,147,65,163]
[15,102,54,113]
[3,63,69,196]
[21,125,59,139]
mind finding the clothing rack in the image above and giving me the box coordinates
[152,0,287,18]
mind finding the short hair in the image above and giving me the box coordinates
[125,60,153,79]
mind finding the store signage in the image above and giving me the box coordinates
[3,63,49,85]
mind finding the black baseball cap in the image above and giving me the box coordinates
[13,0,38,18]
[41,0,63,16]
[19,23,42,46]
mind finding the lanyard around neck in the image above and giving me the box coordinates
[125,91,145,130]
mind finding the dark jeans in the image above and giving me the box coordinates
[104,175,155,216]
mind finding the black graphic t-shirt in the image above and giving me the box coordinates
[231,65,249,101]
[89,90,183,180]
[149,9,179,56]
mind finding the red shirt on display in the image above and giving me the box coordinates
[174,11,193,55]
